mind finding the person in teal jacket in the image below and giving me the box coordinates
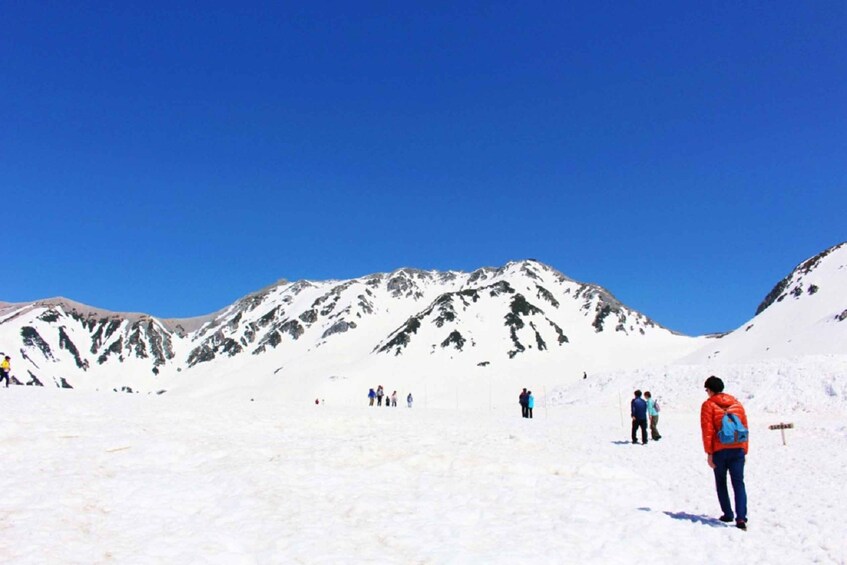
[645,391,661,440]
[527,391,535,419]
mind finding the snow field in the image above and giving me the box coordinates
[2,385,846,564]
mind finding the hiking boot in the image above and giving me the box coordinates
[719,515,733,523]
[632,440,638,444]
[736,520,747,530]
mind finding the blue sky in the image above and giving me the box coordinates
[1,2,844,335]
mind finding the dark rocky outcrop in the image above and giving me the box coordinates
[440,330,466,351]
[756,242,846,315]
[504,295,543,358]
[97,338,124,364]
[26,370,43,386]
[322,320,357,339]
[376,318,422,355]
[21,327,55,360]
[592,305,613,333]
[58,326,88,369]
[252,319,305,355]
[535,285,559,308]
[299,309,318,324]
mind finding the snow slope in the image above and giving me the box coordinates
[683,241,847,364]
[1,370,845,564]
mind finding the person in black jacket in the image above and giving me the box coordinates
[519,388,528,418]
[631,390,648,444]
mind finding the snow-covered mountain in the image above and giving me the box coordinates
[0,297,210,389]
[0,260,700,395]
[4,243,845,400]
[682,241,847,363]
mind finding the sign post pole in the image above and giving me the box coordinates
[769,422,794,446]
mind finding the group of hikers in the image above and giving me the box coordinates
[518,388,535,418]
[367,385,413,408]
[629,389,662,443]
[4,348,750,531]
[630,377,749,531]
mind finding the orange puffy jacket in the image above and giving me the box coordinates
[700,393,748,455]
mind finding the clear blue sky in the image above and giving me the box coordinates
[1,2,845,335]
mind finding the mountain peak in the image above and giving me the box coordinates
[756,241,847,316]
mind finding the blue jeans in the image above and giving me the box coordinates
[712,448,747,521]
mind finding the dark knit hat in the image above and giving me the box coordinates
[704,376,724,393]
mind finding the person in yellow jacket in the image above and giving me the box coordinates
[0,355,10,387]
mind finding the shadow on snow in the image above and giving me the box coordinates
[661,510,728,528]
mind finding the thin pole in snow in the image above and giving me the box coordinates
[619,389,624,428]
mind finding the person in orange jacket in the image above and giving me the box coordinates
[701,375,749,530]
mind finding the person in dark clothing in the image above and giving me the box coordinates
[519,388,528,418]
[631,390,648,444]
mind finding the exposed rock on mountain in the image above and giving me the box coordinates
[3,255,775,393]
[682,241,847,363]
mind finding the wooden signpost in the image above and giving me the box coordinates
[769,422,794,446]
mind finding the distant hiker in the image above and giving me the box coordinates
[368,388,376,406]
[527,391,535,419]
[377,385,384,406]
[631,390,648,444]
[315,398,320,405]
[701,376,749,530]
[519,388,528,418]
[583,371,587,380]
[0,356,10,388]
[391,391,398,407]
[407,393,413,408]
[644,391,661,440]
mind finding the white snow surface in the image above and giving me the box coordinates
[2,245,846,562]
[2,356,846,564]
[683,242,847,363]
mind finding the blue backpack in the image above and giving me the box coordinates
[717,406,749,444]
